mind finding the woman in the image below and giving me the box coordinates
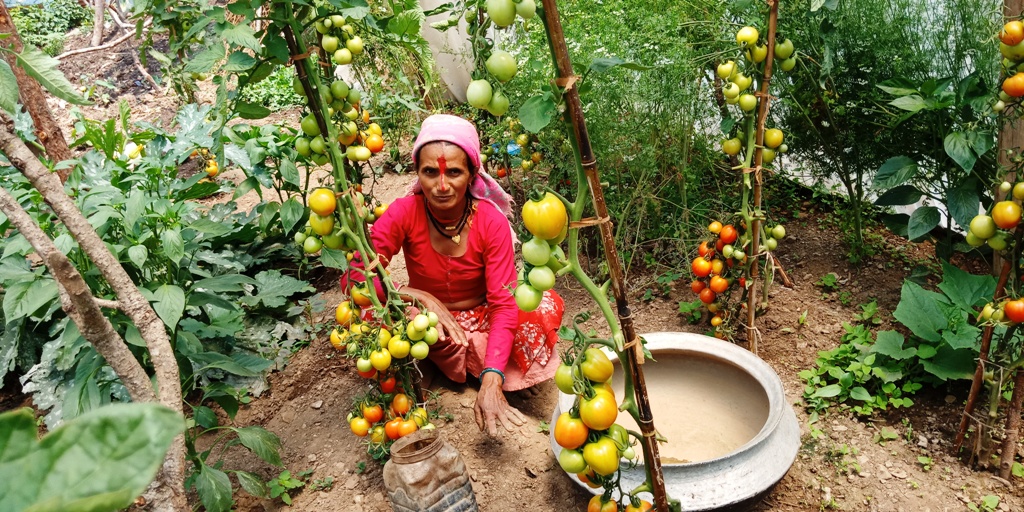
[362,114,563,436]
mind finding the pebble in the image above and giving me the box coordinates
[308,454,317,463]
[345,475,359,490]
[280,408,296,423]
[461,399,474,408]
[890,467,907,479]
[878,466,892,481]
[945,395,957,404]
[312,400,323,409]
[918,435,929,448]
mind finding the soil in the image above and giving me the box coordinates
[15,28,1024,512]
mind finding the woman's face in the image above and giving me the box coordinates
[416,142,473,214]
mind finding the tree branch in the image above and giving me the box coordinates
[55,20,150,61]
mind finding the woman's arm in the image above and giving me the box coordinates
[398,286,467,347]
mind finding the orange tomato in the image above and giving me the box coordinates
[711,314,724,327]
[708,221,723,234]
[384,418,403,440]
[577,469,603,489]
[553,412,589,450]
[992,200,1022,229]
[1004,73,1024,98]
[698,240,714,257]
[579,391,618,430]
[335,300,356,326]
[349,417,370,437]
[352,285,373,307]
[365,133,385,153]
[690,280,706,294]
[391,393,412,416]
[361,403,384,424]
[588,495,619,512]
[692,257,712,278]
[1005,300,1024,323]
[710,259,724,276]
[362,109,371,124]
[624,500,653,512]
[1002,20,1024,46]
[699,288,717,304]
[709,275,730,293]
[398,419,418,437]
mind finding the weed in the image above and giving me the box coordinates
[537,420,550,434]
[967,495,1000,512]
[917,456,933,471]
[873,426,899,445]
[816,273,840,291]
[311,476,334,491]
[355,461,366,474]
[678,299,703,324]
[268,470,308,505]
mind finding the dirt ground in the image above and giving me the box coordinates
[23,28,1024,512]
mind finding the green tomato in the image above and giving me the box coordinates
[423,326,439,345]
[356,357,373,372]
[738,94,757,112]
[486,50,518,82]
[515,284,543,312]
[780,56,798,72]
[528,266,556,291]
[989,233,1009,251]
[410,341,430,360]
[310,135,326,154]
[427,311,439,327]
[580,347,613,383]
[774,38,795,59]
[331,80,350,100]
[309,213,335,236]
[301,114,321,137]
[969,215,997,240]
[717,60,736,80]
[771,225,786,240]
[321,35,340,53]
[522,237,551,266]
[295,137,312,157]
[347,145,372,162]
[303,236,323,254]
[293,76,305,96]
[322,231,344,249]
[765,238,778,251]
[558,448,587,474]
[515,0,536,19]
[736,26,759,47]
[554,364,575,394]
[722,138,742,156]
[466,79,493,109]
[332,48,353,65]
[762,148,776,164]
[347,89,362,104]
[722,82,740,99]
[315,21,329,34]
[965,231,985,247]
[293,231,307,245]
[486,0,517,27]
[346,36,364,55]
[486,90,510,116]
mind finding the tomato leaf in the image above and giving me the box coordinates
[219,23,261,52]
[588,57,653,74]
[873,185,922,206]
[0,404,183,512]
[873,156,918,189]
[319,247,351,270]
[234,470,269,498]
[222,51,257,73]
[888,95,927,112]
[519,95,557,133]
[906,205,940,240]
[183,44,226,74]
[810,0,839,11]
[326,0,370,19]
[235,100,271,120]
[944,132,977,171]
[279,196,305,234]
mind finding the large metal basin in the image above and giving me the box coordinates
[550,332,800,510]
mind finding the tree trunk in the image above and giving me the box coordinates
[0,110,188,511]
[91,0,104,47]
[0,0,74,182]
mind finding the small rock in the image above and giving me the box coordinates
[344,475,359,490]
[945,395,957,404]
[308,454,318,463]
[821,486,832,504]
[834,425,848,432]
[525,467,537,478]
[999,501,1010,511]
[354,494,364,504]
[847,474,858,483]
[884,461,893,468]
[878,467,892,481]
[917,435,929,448]
[461,399,474,408]
[280,409,296,424]
[312,400,323,409]
[890,468,907,479]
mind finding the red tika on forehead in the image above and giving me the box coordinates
[437,151,447,174]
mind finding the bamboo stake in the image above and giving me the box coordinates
[539,1,670,509]
[745,0,779,353]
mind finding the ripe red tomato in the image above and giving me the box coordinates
[719,225,738,244]
[362,403,384,424]
[496,167,508,178]
[1004,73,1024,98]
[554,412,590,449]
[992,200,1022,229]
[692,257,712,278]
[690,280,706,294]
[398,419,418,437]
[1005,300,1024,323]
[379,375,397,394]
[699,288,717,304]
[384,418,403,440]
[357,367,377,379]
[698,240,714,257]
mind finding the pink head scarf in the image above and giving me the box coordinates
[409,114,514,219]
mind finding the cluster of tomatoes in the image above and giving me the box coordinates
[553,349,650,512]
[997,19,1024,109]
[967,193,1022,250]
[720,127,787,165]
[515,191,570,312]
[690,220,785,328]
[463,0,536,116]
[346,390,432,445]
[293,187,388,256]
[315,14,364,66]
[718,26,797,112]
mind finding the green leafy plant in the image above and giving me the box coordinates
[968,495,1000,512]
[873,426,898,445]
[268,470,307,505]
[677,299,703,324]
[0,404,183,512]
[917,455,933,471]
[816,272,840,292]
[9,0,92,55]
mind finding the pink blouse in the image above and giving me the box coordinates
[370,195,518,372]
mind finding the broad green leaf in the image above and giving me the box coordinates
[873,156,918,189]
[279,158,300,188]
[944,132,977,171]
[893,281,946,342]
[261,33,289,63]
[3,278,57,322]
[17,46,89,105]
[871,331,916,360]
[876,82,919,96]
[188,218,234,237]
[152,284,186,328]
[921,346,975,381]
[849,387,871,401]
[874,185,922,206]
[811,384,841,398]
[326,0,370,19]
[240,270,314,309]
[588,57,654,74]
[889,95,927,112]
[193,405,218,429]
[196,464,233,512]
[220,23,261,52]
[941,322,981,351]
[234,470,268,498]
[183,45,226,74]
[0,404,183,512]
[189,352,260,377]
[235,101,271,120]
[947,179,980,232]
[234,426,283,466]
[127,245,148,268]
[937,262,995,312]
[160,229,185,264]
[222,51,257,73]
[907,206,940,240]
[193,274,258,293]
[518,95,557,133]
[319,247,351,270]
[0,60,19,114]
[386,9,424,42]
[966,130,995,158]
[233,176,262,201]
[279,197,305,234]
[915,344,938,359]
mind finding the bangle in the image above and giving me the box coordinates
[480,367,505,384]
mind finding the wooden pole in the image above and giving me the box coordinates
[539,1,670,509]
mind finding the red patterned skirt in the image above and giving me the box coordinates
[429,290,564,391]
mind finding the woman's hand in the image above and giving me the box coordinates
[474,372,526,436]
[401,287,467,347]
